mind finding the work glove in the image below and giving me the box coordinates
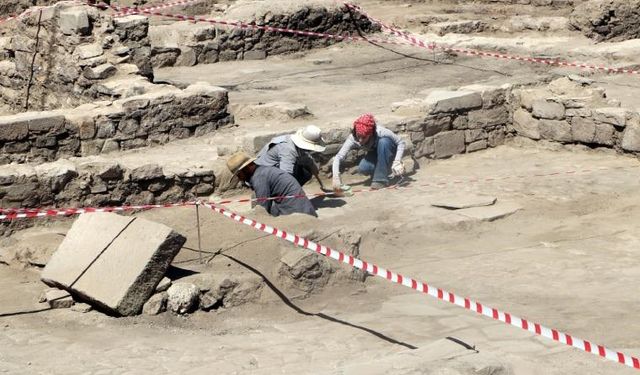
[392,160,405,177]
[332,178,353,197]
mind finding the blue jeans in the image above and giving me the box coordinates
[358,137,396,184]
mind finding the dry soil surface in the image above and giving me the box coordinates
[2,141,640,374]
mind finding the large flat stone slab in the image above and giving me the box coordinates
[456,202,522,222]
[41,212,186,316]
[425,90,482,113]
[431,194,497,209]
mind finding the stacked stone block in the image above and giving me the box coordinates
[0,5,153,113]
[148,3,379,68]
[510,77,640,152]
[0,82,231,164]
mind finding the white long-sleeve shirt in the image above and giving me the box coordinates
[332,126,405,186]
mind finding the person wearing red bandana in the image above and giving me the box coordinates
[332,113,406,193]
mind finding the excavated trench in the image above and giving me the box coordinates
[1,0,640,373]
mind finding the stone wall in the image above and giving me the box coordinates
[467,0,579,6]
[510,76,640,151]
[570,0,640,42]
[0,5,153,114]
[246,85,512,173]
[148,2,379,68]
[0,82,232,164]
[0,159,219,216]
[0,0,55,18]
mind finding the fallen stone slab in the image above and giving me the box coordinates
[457,202,522,222]
[430,194,497,209]
[41,212,186,316]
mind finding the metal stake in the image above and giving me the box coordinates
[195,202,203,264]
[25,9,43,111]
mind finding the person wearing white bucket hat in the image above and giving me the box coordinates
[255,125,328,189]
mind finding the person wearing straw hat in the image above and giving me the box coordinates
[226,151,317,217]
[332,113,406,193]
[255,125,328,190]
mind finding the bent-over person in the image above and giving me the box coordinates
[227,151,317,217]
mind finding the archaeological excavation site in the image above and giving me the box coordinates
[2,0,640,373]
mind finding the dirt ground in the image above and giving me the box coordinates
[3,0,640,374]
[2,142,640,374]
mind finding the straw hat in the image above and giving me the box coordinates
[291,125,326,152]
[226,151,256,177]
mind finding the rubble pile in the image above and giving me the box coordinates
[0,4,154,113]
[570,0,640,41]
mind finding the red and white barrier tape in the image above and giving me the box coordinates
[345,3,640,75]
[85,1,418,47]
[114,0,203,17]
[212,163,640,205]
[5,1,639,75]
[0,202,195,221]
[345,3,435,50]
[1,164,636,220]
[112,2,640,75]
[203,201,640,370]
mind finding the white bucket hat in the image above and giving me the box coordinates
[291,125,326,152]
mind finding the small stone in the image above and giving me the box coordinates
[434,131,465,158]
[131,164,163,181]
[70,303,92,313]
[532,100,565,120]
[512,109,540,140]
[155,277,172,292]
[114,46,130,56]
[45,289,73,309]
[58,8,91,36]
[167,283,200,314]
[199,291,219,311]
[83,64,117,80]
[142,292,167,315]
[101,139,120,153]
[431,194,497,209]
[75,44,104,60]
[539,119,571,142]
[243,50,267,60]
[193,183,214,196]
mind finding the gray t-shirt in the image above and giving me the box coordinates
[249,165,317,217]
[255,135,318,175]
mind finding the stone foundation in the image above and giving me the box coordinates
[0,82,231,164]
[246,85,512,172]
[470,0,579,6]
[0,5,153,113]
[570,0,640,41]
[148,1,379,68]
[510,76,640,151]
